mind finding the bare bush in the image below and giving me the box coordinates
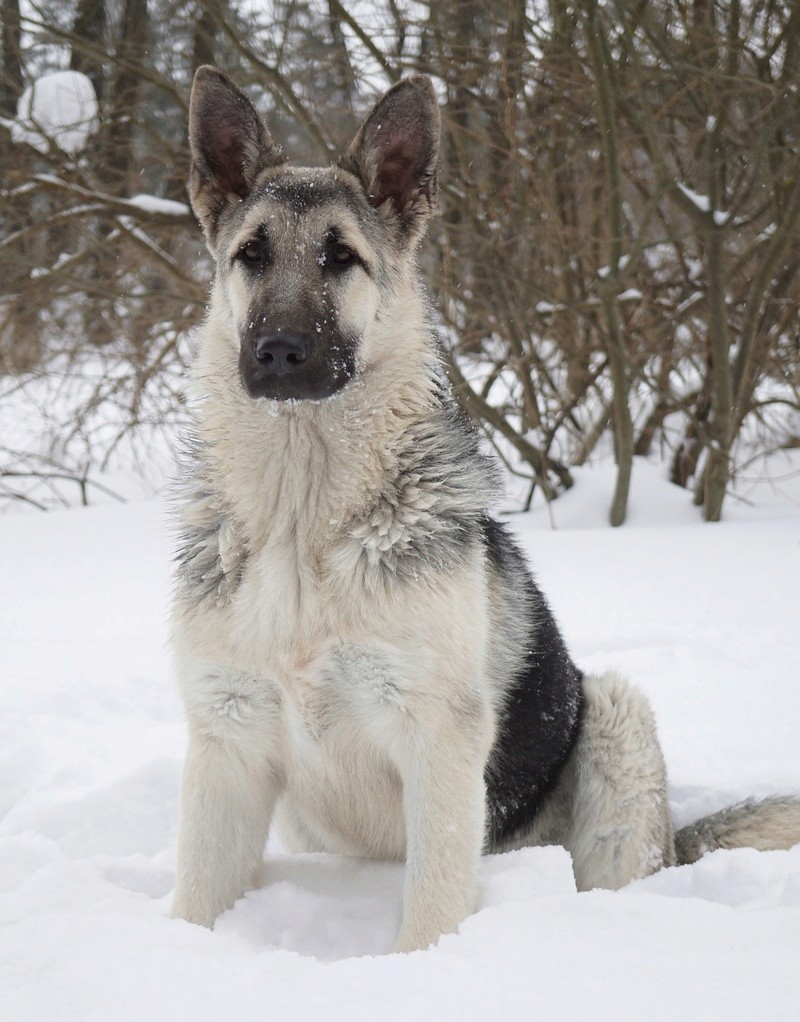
[1,0,798,519]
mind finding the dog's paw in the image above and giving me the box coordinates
[393,882,477,952]
[392,919,451,953]
[169,893,218,928]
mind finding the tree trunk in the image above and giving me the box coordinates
[192,1,216,71]
[1,0,23,118]
[70,0,107,104]
[103,0,149,193]
[702,227,733,522]
[584,0,634,526]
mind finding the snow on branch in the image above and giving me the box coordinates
[11,71,98,155]
[27,175,193,225]
[676,183,730,226]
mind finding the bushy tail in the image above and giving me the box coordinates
[675,795,800,866]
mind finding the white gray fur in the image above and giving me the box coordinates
[170,67,800,953]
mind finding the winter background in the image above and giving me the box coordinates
[3,7,800,1021]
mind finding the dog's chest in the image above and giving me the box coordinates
[275,640,412,857]
[241,538,306,622]
[188,510,432,855]
[228,534,414,719]
[225,531,329,672]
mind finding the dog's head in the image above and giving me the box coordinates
[188,67,440,402]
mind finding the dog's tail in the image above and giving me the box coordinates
[674,795,800,865]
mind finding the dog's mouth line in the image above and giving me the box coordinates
[241,371,359,406]
[238,343,366,405]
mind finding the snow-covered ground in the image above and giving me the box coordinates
[1,455,799,1021]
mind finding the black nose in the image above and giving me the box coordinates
[253,333,309,374]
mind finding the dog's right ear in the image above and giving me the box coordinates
[188,66,285,235]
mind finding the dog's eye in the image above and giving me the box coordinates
[240,240,262,264]
[330,243,356,267]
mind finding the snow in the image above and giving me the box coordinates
[597,254,630,280]
[677,182,711,212]
[12,70,99,155]
[1,456,800,1020]
[126,194,193,217]
[676,182,731,226]
[0,346,185,512]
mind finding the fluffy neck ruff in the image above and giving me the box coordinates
[187,290,443,554]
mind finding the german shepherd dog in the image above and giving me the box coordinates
[171,67,800,952]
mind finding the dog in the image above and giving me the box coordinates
[170,66,800,953]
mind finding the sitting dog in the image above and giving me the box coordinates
[170,67,800,952]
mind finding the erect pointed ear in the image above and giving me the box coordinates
[337,76,440,243]
[188,65,285,235]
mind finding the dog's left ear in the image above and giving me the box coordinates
[338,76,440,243]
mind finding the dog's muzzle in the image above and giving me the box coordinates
[239,329,354,402]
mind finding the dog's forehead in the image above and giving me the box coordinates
[225,168,373,246]
[257,169,365,215]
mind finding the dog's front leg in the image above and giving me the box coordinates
[172,732,281,927]
[171,681,283,927]
[393,698,492,953]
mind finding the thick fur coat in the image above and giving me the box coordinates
[170,68,800,953]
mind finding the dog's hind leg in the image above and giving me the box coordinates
[566,671,675,891]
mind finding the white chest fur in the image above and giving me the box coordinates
[173,524,431,857]
[274,639,418,858]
